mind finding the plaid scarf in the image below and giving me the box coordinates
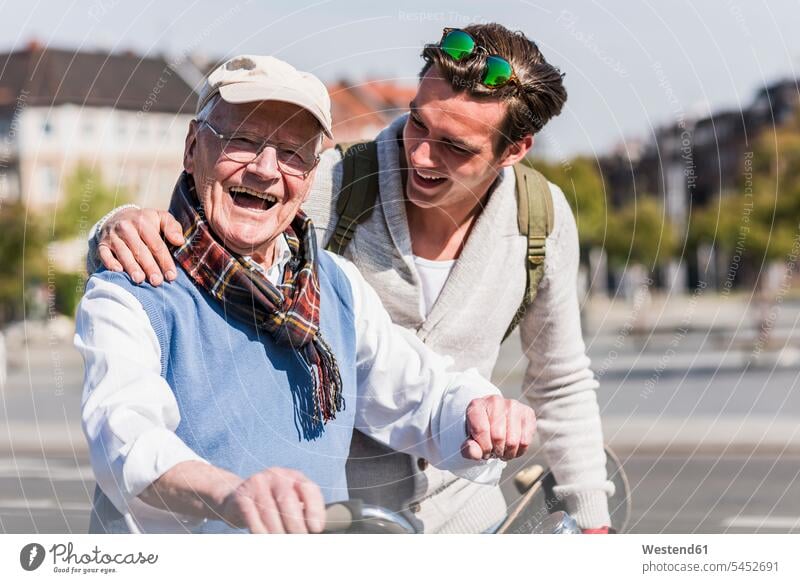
[168,172,344,436]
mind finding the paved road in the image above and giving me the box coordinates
[498,450,800,534]
[1,324,798,533]
[2,451,798,534]
[617,452,800,533]
[0,453,93,534]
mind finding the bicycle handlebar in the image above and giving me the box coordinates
[323,501,417,534]
[322,501,579,534]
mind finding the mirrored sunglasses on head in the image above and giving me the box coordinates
[438,28,519,89]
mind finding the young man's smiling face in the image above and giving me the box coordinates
[183,99,321,264]
[402,66,532,215]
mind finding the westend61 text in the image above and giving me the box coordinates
[49,543,159,565]
[642,544,708,555]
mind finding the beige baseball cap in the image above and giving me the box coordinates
[196,55,333,138]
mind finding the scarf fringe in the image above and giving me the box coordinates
[309,335,345,427]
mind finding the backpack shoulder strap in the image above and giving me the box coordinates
[502,163,555,342]
[325,140,380,255]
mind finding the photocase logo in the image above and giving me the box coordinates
[20,543,46,571]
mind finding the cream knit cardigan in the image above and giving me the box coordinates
[305,115,613,532]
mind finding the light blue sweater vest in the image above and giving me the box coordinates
[89,251,357,533]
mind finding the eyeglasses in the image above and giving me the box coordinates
[438,28,520,89]
[196,119,321,178]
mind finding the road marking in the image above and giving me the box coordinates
[722,516,800,529]
[0,498,91,511]
[0,458,92,480]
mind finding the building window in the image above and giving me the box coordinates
[0,170,17,199]
[37,166,59,204]
[137,118,149,138]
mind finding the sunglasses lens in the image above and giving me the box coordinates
[441,29,475,60]
[483,55,514,87]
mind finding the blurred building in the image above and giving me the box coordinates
[0,44,417,213]
[327,79,416,146]
[0,41,197,211]
[599,78,800,292]
[602,80,800,211]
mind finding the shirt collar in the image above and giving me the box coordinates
[242,234,292,286]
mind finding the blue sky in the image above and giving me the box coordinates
[3,0,799,159]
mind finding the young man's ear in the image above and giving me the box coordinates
[183,120,199,173]
[499,134,534,167]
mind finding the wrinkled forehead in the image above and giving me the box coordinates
[209,100,321,143]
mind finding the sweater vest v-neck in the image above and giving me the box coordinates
[89,251,357,533]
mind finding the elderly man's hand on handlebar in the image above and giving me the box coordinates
[219,468,326,534]
[461,396,536,461]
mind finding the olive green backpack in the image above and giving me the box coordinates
[325,141,554,341]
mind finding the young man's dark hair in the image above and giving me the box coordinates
[421,23,567,153]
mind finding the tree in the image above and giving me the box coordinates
[45,165,131,318]
[746,110,800,262]
[533,156,675,268]
[0,201,47,323]
[689,110,800,287]
[532,156,607,251]
[603,197,677,268]
[51,164,129,241]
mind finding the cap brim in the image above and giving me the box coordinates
[218,83,332,138]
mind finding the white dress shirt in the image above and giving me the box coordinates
[75,247,503,532]
[241,234,293,285]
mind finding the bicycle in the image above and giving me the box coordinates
[323,446,630,534]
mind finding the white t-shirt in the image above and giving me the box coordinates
[413,255,456,317]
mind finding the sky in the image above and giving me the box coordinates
[3,0,799,159]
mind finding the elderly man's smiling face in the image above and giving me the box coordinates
[183,99,321,264]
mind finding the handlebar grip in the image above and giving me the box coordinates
[513,463,544,494]
[323,500,363,533]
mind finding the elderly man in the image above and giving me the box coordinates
[75,55,535,534]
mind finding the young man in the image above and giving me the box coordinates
[75,54,535,534]
[89,23,613,533]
